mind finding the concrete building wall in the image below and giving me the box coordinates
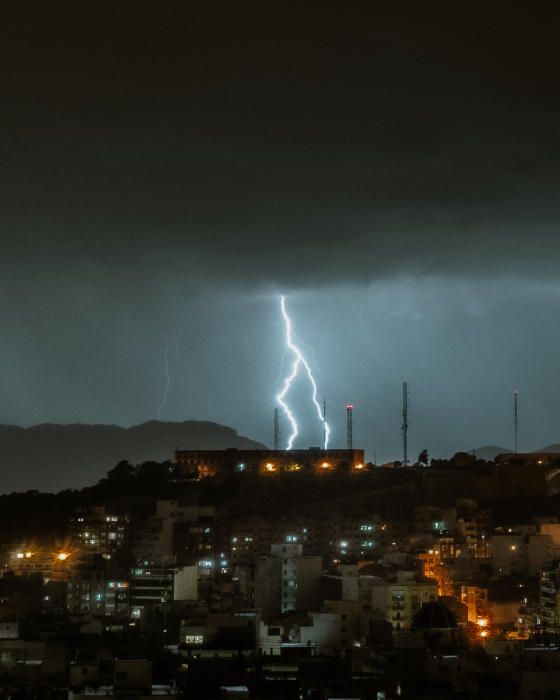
[70,662,99,689]
[66,573,130,617]
[492,534,553,576]
[174,448,365,478]
[230,516,380,566]
[324,599,362,646]
[255,557,282,619]
[132,502,216,565]
[257,613,341,655]
[0,640,45,670]
[300,612,341,654]
[114,659,152,692]
[71,506,129,558]
[256,621,282,655]
[174,565,198,601]
[321,572,380,609]
[371,581,437,630]
[527,535,555,575]
[539,522,560,546]
[0,622,19,639]
[256,545,322,618]
[489,600,519,626]
[540,566,560,635]
[295,556,323,613]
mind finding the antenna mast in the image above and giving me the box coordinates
[274,408,281,450]
[323,396,327,450]
[346,404,353,450]
[402,382,409,466]
[513,390,519,453]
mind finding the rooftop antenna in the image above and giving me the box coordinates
[402,382,409,466]
[513,390,519,453]
[323,396,327,451]
[273,408,281,450]
[346,403,353,450]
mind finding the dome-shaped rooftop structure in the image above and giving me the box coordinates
[412,601,457,631]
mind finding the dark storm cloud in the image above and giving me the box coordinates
[2,3,560,287]
[4,120,560,289]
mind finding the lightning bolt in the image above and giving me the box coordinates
[276,295,330,450]
[156,334,171,420]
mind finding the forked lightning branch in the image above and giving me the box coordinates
[275,295,330,450]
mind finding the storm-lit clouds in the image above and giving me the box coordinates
[3,275,560,463]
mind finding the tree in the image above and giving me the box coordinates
[418,449,430,466]
[137,460,175,480]
[107,460,137,480]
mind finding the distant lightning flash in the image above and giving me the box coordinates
[276,296,330,450]
[156,334,171,420]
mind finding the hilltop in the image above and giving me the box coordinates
[468,444,560,461]
[466,445,509,461]
[0,420,266,494]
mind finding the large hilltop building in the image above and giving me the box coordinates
[174,447,365,478]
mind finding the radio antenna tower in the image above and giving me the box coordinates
[346,404,354,450]
[323,396,327,451]
[402,382,409,466]
[273,408,281,450]
[513,390,519,453]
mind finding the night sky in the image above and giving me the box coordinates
[2,3,560,462]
